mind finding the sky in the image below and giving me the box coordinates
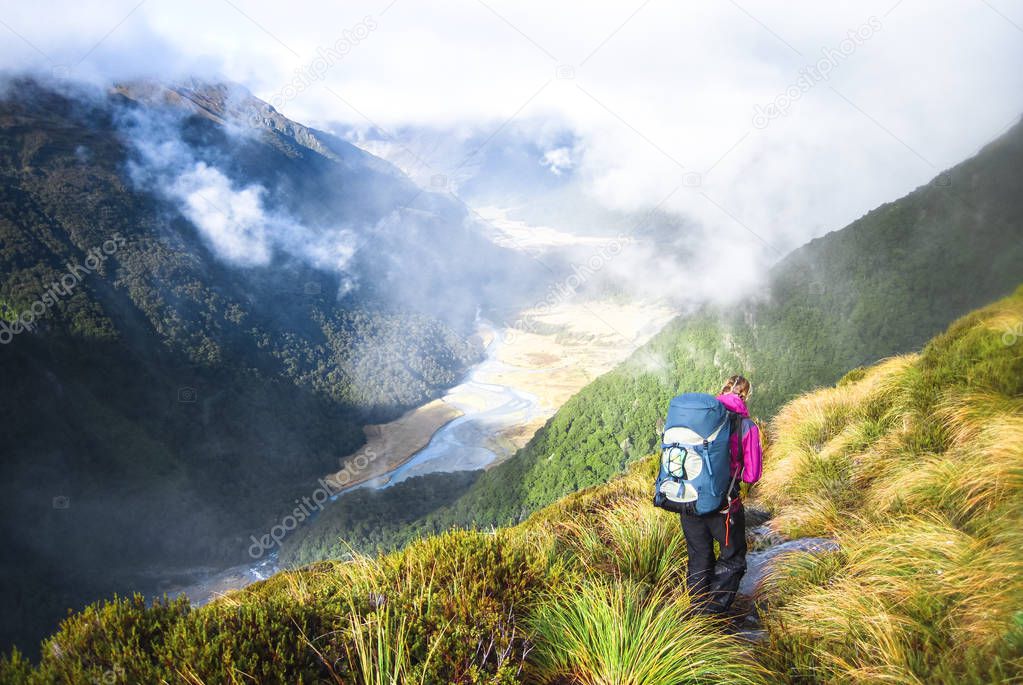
[2,0,1022,277]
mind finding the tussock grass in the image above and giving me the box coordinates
[553,498,685,586]
[759,355,914,537]
[760,516,1023,683]
[340,600,447,685]
[527,578,767,685]
[755,287,1023,683]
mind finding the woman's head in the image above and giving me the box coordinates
[721,374,751,400]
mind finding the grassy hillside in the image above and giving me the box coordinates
[752,288,1023,682]
[754,284,1023,681]
[5,287,1020,683]
[285,117,1023,564]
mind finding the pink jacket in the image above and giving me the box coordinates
[716,393,763,485]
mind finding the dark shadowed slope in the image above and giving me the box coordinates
[0,78,534,653]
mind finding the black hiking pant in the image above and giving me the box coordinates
[680,503,746,613]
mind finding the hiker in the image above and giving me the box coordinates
[680,375,763,614]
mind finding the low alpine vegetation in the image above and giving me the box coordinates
[3,288,1020,683]
[0,473,760,684]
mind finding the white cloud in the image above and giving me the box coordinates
[172,162,273,266]
[541,146,574,176]
[2,0,1021,275]
[123,107,358,282]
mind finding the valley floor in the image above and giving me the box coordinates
[327,298,677,491]
[480,299,676,450]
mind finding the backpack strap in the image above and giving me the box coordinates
[720,412,745,514]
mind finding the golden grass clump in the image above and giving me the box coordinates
[865,392,1023,530]
[760,516,1023,683]
[758,355,915,537]
[553,498,685,587]
[756,288,1023,683]
[526,578,768,685]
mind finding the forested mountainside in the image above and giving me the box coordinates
[5,287,1020,683]
[0,78,533,652]
[284,116,1023,564]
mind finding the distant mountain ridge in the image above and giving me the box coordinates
[115,80,402,177]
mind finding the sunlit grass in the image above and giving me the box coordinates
[554,498,685,587]
[340,602,447,685]
[759,515,1023,683]
[527,578,767,685]
[758,354,915,535]
[755,287,1023,683]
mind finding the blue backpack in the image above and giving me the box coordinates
[653,393,743,516]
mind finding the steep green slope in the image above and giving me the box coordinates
[0,79,530,653]
[4,288,1020,683]
[285,116,1023,564]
